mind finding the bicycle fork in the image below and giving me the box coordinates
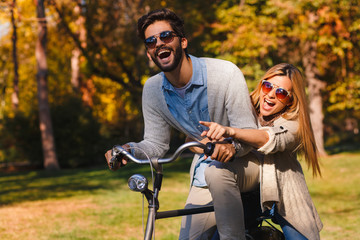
[145,190,160,239]
[129,172,214,240]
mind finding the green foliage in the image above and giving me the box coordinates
[324,75,360,151]
[1,0,360,168]
[51,96,103,168]
[327,77,360,112]
[0,111,42,165]
[204,0,360,148]
[0,96,106,168]
[203,1,282,81]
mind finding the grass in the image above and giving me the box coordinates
[0,152,359,240]
[0,159,192,240]
[304,151,360,240]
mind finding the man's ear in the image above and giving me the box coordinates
[181,37,188,49]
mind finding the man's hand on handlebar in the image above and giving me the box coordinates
[208,141,235,163]
[199,121,237,162]
[186,136,236,163]
[185,136,211,154]
[104,144,130,171]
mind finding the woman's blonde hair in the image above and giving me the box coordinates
[251,63,321,176]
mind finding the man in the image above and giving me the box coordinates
[105,8,258,239]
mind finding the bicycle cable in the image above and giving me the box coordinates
[126,146,156,239]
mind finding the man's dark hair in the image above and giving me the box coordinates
[137,8,186,40]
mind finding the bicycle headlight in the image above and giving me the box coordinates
[128,174,148,192]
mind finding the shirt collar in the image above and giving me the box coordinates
[162,55,204,91]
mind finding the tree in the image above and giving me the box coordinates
[70,0,95,106]
[49,0,220,105]
[35,0,60,170]
[50,0,146,100]
[10,0,19,110]
[204,0,360,155]
[279,0,360,155]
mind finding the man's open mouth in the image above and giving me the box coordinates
[157,49,171,59]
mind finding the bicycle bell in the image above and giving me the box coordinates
[128,174,148,192]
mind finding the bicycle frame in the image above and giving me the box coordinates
[111,141,284,240]
[111,141,217,240]
[141,171,215,240]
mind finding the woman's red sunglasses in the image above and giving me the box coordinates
[261,80,291,101]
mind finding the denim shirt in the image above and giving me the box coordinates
[162,55,212,187]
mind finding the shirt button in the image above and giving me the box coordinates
[188,110,192,114]
[280,126,284,129]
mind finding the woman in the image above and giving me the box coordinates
[201,63,323,240]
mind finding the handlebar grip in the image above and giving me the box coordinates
[204,142,215,156]
[203,138,233,156]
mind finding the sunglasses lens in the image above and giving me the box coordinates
[145,31,177,49]
[261,81,273,94]
[160,31,175,43]
[144,37,156,48]
[262,80,290,101]
[275,88,289,100]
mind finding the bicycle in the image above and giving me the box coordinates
[109,140,285,240]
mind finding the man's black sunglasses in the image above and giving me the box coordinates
[144,31,179,49]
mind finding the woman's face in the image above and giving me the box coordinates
[259,75,293,117]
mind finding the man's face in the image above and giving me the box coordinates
[144,21,187,72]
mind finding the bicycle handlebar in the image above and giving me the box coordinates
[110,141,203,167]
[110,138,233,169]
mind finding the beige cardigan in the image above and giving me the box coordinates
[258,117,323,240]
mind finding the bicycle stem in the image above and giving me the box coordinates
[143,172,162,240]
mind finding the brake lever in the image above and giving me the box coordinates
[109,156,118,170]
[109,145,127,169]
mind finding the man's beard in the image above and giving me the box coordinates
[151,43,183,72]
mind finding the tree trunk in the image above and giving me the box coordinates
[11,0,19,110]
[70,2,85,92]
[302,41,327,156]
[36,0,60,170]
[71,47,81,91]
[71,1,94,106]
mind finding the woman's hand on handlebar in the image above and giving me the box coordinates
[104,144,130,171]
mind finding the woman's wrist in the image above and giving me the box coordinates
[226,127,236,138]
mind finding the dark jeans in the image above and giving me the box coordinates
[243,190,308,240]
[274,211,308,240]
[211,190,308,240]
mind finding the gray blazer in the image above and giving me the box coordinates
[128,57,257,160]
